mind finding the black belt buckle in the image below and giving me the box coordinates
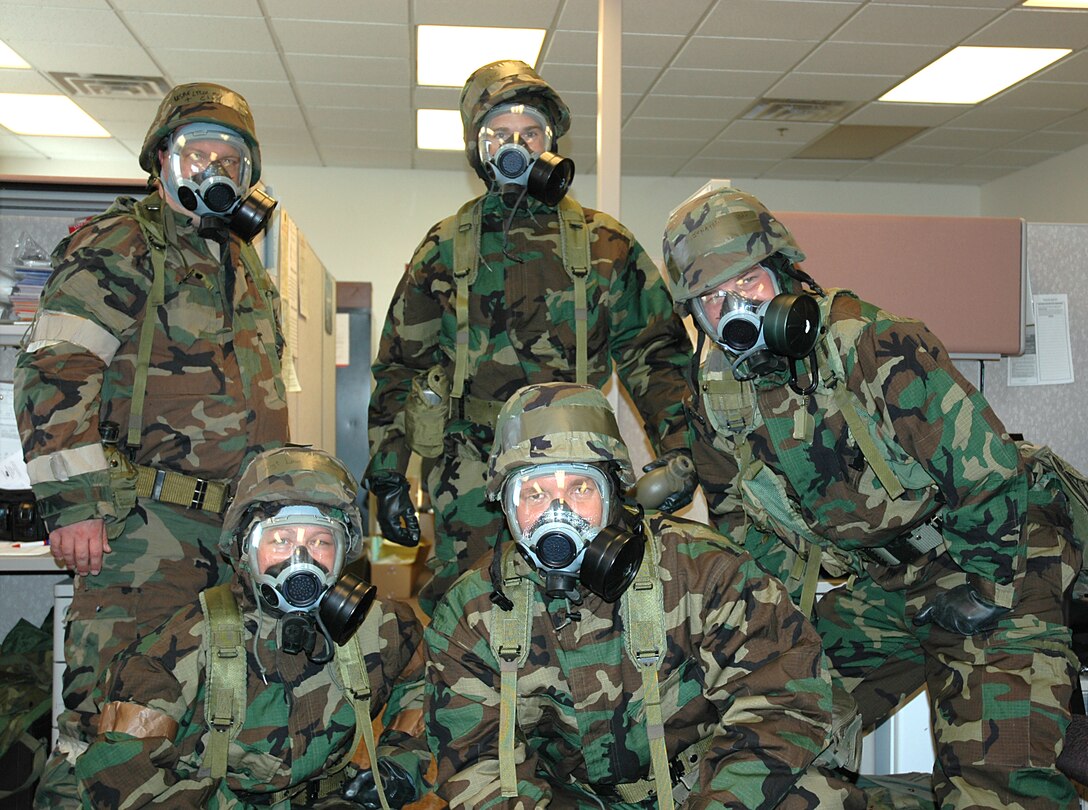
[190,478,208,510]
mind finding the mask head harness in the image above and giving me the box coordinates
[222,447,375,665]
[141,83,277,241]
[486,382,643,607]
[664,186,825,395]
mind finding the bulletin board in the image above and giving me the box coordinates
[779,212,1025,357]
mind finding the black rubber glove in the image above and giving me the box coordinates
[366,472,420,547]
[637,448,697,513]
[342,757,419,809]
[913,583,1011,635]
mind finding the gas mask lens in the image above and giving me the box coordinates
[692,264,780,352]
[162,123,254,219]
[477,103,574,205]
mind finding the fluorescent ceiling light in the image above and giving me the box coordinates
[0,94,110,137]
[0,40,30,69]
[417,108,464,151]
[880,46,1070,104]
[417,25,545,87]
[1022,1,1088,8]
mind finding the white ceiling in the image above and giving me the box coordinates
[2,0,1088,185]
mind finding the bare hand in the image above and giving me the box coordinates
[50,518,111,575]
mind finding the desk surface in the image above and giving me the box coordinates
[0,551,65,574]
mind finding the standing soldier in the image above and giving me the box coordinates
[15,82,288,805]
[424,382,860,809]
[74,447,430,809]
[662,185,1083,809]
[366,60,695,616]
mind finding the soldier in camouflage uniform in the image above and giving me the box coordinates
[662,186,1083,809]
[15,82,289,805]
[424,382,863,809]
[366,60,695,617]
[73,446,431,809]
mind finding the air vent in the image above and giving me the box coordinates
[49,73,170,99]
[742,98,856,123]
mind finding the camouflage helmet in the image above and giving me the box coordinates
[662,186,806,312]
[486,382,635,499]
[220,446,362,564]
[139,82,261,182]
[460,60,571,182]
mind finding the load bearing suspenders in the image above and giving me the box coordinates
[200,584,391,810]
[450,196,591,401]
[489,532,678,809]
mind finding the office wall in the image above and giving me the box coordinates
[982,142,1088,223]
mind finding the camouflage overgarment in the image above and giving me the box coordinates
[425,513,855,809]
[74,586,429,809]
[15,192,289,805]
[38,500,228,806]
[368,191,692,616]
[689,292,1082,809]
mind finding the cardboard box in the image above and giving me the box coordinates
[369,537,430,601]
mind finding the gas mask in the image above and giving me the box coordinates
[245,505,375,664]
[692,266,823,394]
[477,103,574,206]
[161,122,277,240]
[503,463,645,602]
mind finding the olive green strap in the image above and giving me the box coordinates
[200,584,246,781]
[127,201,170,451]
[621,528,674,810]
[832,384,904,499]
[490,545,534,798]
[334,630,390,810]
[558,197,589,384]
[451,198,482,400]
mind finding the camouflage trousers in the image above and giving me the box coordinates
[417,439,509,617]
[547,764,866,809]
[816,503,1082,810]
[34,500,229,808]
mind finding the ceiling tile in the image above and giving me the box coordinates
[949,105,1072,130]
[318,147,412,169]
[697,138,802,160]
[634,95,751,120]
[155,49,288,83]
[260,141,322,166]
[989,81,1086,110]
[676,155,782,178]
[264,0,406,24]
[698,0,860,40]
[831,4,1005,46]
[271,20,408,59]
[1006,129,1088,151]
[23,135,133,160]
[0,69,61,93]
[6,43,158,74]
[557,0,716,36]
[969,148,1060,167]
[761,158,864,180]
[621,153,692,176]
[719,120,835,144]
[653,68,779,100]
[966,7,1088,49]
[414,0,560,28]
[675,37,817,72]
[111,0,260,13]
[797,42,944,76]
[124,13,274,50]
[623,116,725,140]
[0,5,135,47]
[208,80,297,107]
[767,72,899,102]
[298,84,408,110]
[843,101,969,127]
[308,108,411,133]
[913,127,1019,149]
[285,54,408,86]
[1036,50,1088,82]
[1043,110,1088,132]
[883,143,990,164]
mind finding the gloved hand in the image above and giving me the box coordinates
[636,449,698,513]
[342,757,419,809]
[366,472,420,547]
[912,583,1011,635]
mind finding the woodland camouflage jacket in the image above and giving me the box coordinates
[368,192,692,477]
[15,192,288,530]
[75,588,428,808]
[424,513,832,809]
[691,291,1028,610]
